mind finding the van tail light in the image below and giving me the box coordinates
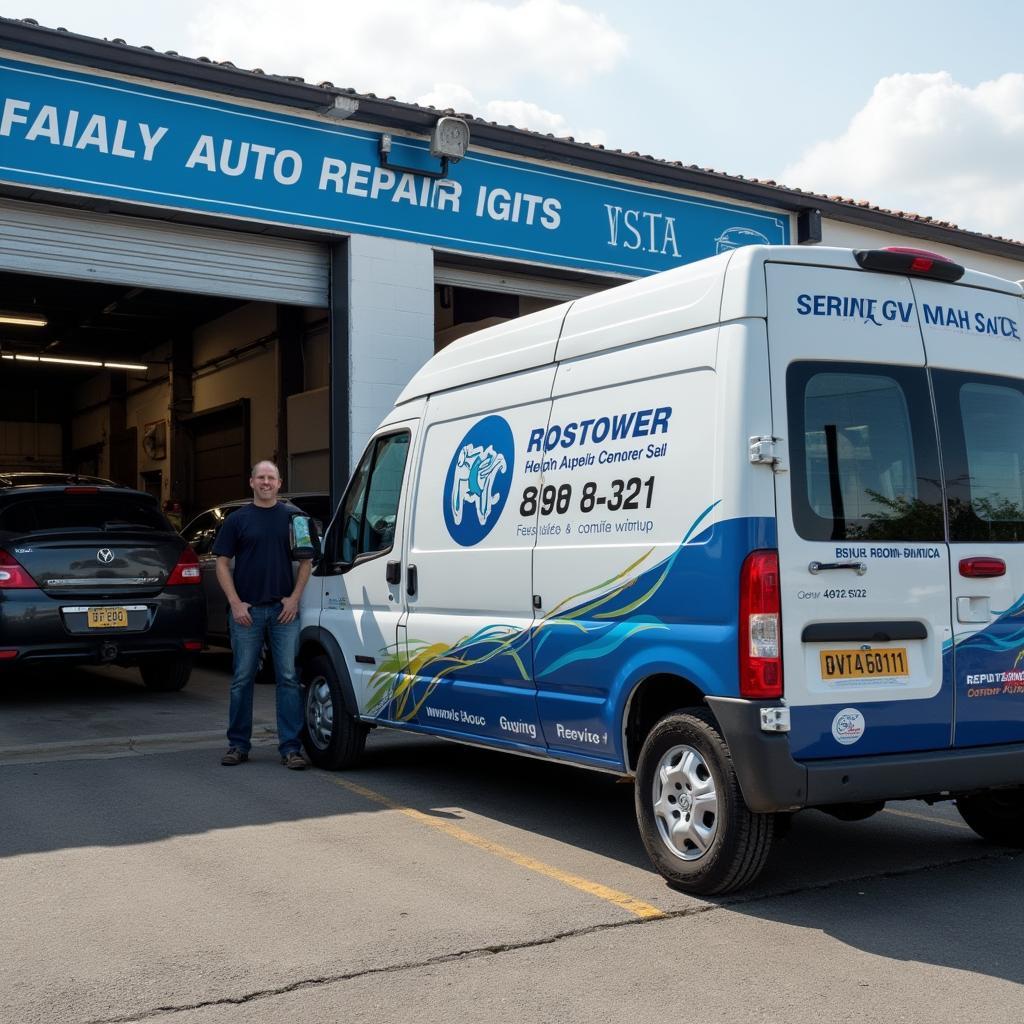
[739,549,783,699]
[0,549,36,589]
[167,546,202,586]
[959,557,1006,578]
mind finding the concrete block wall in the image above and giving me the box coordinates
[348,234,434,466]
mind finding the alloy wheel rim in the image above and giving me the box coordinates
[651,743,719,861]
[305,675,334,750]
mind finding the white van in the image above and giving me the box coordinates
[297,245,1024,894]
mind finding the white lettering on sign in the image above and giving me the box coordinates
[318,157,463,211]
[605,204,681,257]
[474,187,561,229]
[185,135,303,184]
[1,97,168,161]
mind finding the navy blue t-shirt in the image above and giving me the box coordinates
[212,501,295,605]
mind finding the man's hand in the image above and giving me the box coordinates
[278,594,300,624]
[230,600,253,627]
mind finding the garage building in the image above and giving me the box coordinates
[2,16,1023,519]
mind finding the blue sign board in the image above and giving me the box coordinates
[0,57,789,276]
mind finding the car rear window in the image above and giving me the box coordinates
[0,493,170,534]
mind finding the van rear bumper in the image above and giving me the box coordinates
[706,696,1024,813]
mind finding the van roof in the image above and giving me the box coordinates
[396,245,1024,404]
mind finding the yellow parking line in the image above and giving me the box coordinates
[882,806,972,830]
[326,775,665,920]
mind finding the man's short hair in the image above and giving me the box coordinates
[250,459,281,479]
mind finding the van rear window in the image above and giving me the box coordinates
[786,362,944,542]
[933,370,1024,542]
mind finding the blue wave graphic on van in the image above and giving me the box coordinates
[946,590,1024,658]
[367,501,721,720]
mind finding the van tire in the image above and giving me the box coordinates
[301,654,368,770]
[139,654,192,692]
[956,788,1024,845]
[635,709,774,895]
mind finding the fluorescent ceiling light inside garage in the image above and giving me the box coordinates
[0,311,47,327]
[1,353,148,371]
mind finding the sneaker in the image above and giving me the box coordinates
[281,751,307,771]
[221,747,249,766]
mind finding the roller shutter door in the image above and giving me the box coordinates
[0,198,328,306]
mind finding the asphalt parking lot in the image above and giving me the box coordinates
[2,656,1024,1023]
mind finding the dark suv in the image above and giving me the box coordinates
[0,473,205,690]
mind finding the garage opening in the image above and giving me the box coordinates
[0,267,329,523]
[0,197,331,522]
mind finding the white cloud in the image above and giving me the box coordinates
[187,0,626,97]
[782,72,1024,240]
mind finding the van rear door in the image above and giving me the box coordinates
[766,262,952,759]
[918,278,1024,747]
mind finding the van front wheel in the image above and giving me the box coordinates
[635,710,774,895]
[956,788,1024,846]
[301,654,368,770]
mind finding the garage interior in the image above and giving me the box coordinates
[0,266,330,521]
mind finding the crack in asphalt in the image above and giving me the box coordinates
[80,847,1018,1024]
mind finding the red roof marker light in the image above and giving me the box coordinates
[854,247,965,282]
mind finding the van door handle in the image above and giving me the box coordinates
[385,560,401,585]
[957,596,990,623]
[808,560,867,576]
[407,563,418,596]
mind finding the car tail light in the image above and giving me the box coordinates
[183,641,203,651]
[0,649,18,660]
[0,549,36,589]
[167,546,202,586]
[739,549,783,699]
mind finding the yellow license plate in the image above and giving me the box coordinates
[820,647,909,680]
[87,606,128,629]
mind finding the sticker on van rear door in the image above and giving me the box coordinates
[443,415,515,546]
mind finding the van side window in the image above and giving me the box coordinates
[787,362,943,542]
[933,371,1024,542]
[334,431,410,565]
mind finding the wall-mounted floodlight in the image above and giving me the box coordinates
[320,95,359,121]
[430,117,470,161]
[379,116,470,180]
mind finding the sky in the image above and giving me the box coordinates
[5,0,1024,241]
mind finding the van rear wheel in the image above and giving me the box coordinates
[635,709,774,895]
[956,788,1024,845]
[301,654,368,769]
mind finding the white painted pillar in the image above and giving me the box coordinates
[347,233,434,465]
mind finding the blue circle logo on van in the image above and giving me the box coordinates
[443,415,515,547]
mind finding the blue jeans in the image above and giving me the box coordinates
[227,603,303,756]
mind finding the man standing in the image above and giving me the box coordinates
[214,460,312,769]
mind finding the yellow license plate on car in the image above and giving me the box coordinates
[87,606,128,629]
[820,647,909,680]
